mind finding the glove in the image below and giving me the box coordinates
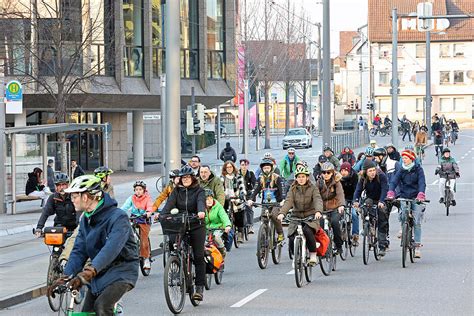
[48,276,69,299]
[434,168,440,175]
[70,266,97,290]
[277,214,285,222]
[386,191,395,200]
[456,172,460,178]
[34,228,42,237]
[416,192,426,202]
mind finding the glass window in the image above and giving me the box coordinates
[123,0,143,77]
[311,84,318,97]
[416,98,424,112]
[440,71,450,85]
[207,0,225,79]
[439,44,450,57]
[440,98,452,112]
[180,0,199,79]
[454,71,464,84]
[379,72,389,85]
[453,44,464,57]
[416,44,426,58]
[379,44,390,58]
[453,98,464,112]
[416,71,426,85]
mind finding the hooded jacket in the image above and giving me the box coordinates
[340,170,359,202]
[436,156,459,179]
[64,194,139,295]
[199,171,225,205]
[279,155,300,179]
[389,163,426,199]
[25,172,44,195]
[121,191,153,217]
[220,143,237,163]
[317,174,345,211]
[250,173,283,203]
[205,200,231,229]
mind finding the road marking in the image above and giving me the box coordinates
[286,270,295,275]
[431,179,439,185]
[231,289,268,308]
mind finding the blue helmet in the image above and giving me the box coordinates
[365,147,375,156]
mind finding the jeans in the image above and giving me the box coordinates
[439,178,455,200]
[351,208,360,235]
[399,201,425,244]
[321,211,342,248]
[245,205,254,226]
[402,129,412,141]
[289,224,317,253]
[82,282,132,316]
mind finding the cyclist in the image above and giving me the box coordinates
[277,166,323,265]
[35,173,78,236]
[188,155,201,176]
[199,165,225,205]
[94,166,115,199]
[313,155,328,180]
[323,146,341,170]
[296,160,316,183]
[387,149,426,258]
[435,148,460,206]
[279,147,299,179]
[369,139,377,148]
[52,175,139,315]
[204,189,231,257]
[433,130,444,157]
[121,181,154,269]
[239,159,257,234]
[317,162,345,254]
[248,158,285,243]
[152,169,180,213]
[255,152,281,178]
[221,161,247,243]
[160,165,206,301]
[353,160,389,256]
[353,147,375,173]
[337,146,356,166]
[339,162,360,245]
[415,126,428,160]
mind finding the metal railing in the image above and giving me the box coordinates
[329,129,369,154]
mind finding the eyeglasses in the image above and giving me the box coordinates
[288,152,295,155]
[322,171,333,175]
[191,160,199,163]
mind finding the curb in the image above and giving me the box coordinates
[0,224,37,237]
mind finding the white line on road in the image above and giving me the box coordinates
[231,289,268,308]
[286,270,295,275]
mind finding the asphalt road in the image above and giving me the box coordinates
[1,131,473,315]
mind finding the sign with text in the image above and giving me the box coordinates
[5,80,23,114]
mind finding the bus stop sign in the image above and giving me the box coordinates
[5,80,23,114]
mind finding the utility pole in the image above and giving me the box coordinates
[317,23,322,134]
[242,0,249,157]
[264,0,271,149]
[391,8,399,149]
[425,31,432,139]
[0,74,5,213]
[322,0,331,147]
[285,0,290,136]
[191,87,196,155]
[160,75,168,185]
[165,0,181,170]
[308,42,312,124]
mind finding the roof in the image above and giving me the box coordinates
[368,0,474,43]
[4,123,107,135]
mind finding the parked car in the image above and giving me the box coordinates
[282,128,313,149]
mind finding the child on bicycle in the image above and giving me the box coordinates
[435,148,460,206]
[204,189,231,257]
[121,181,154,269]
[387,149,426,258]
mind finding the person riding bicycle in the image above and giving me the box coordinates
[152,169,180,213]
[94,166,115,199]
[415,127,428,159]
[323,146,341,171]
[239,159,257,234]
[199,165,225,205]
[277,166,323,265]
[221,161,247,243]
[35,173,78,236]
[373,147,388,174]
[353,160,389,256]
[337,146,356,166]
[160,165,207,301]
[52,175,139,315]
[339,162,360,246]
[203,189,231,258]
[296,160,316,183]
[433,130,444,157]
[373,114,382,128]
[313,155,328,180]
[255,152,281,177]
[121,181,154,269]
[435,148,460,206]
[384,115,392,127]
[279,147,300,179]
[387,149,426,258]
[353,147,375,173]
[317,162,346,254]
[248,158,285,243]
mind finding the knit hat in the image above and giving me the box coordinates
[362,159,377,171]
[340,162,352,172]
[401,149,416,161]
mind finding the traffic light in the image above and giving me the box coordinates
[366,102,374,110]
[359,62,363,71]
[186,103,205,135]
[186,107,194,135]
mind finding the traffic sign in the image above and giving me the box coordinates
[417,2,433,31]
[5,80,23,114]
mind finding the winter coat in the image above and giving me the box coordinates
[340,170,359,202]
[152,184,174,211]
[199,171,225,205]
[250,173,284,203]
[436,157,459,180]
[279,182,324,236]
[353,170,388,202]
[327,155,341,171]
[72,165,85,179]
[317,174,345,211]
[25,172,44,195]
[279,155,300,179]
[36,193,78,231]
[415,130,428,145]
[64,194,139,295]
[221,173,247,201]
[337,150,356,166]
[239,169,256,198]
[121,192,153,217]
[389,163,426,199]
[220,146,237,163]
[205,200,231,229]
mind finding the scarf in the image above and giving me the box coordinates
[402,162,415,171]
[132,191,150,211]
[84,198,104,218]
[224,174,236,197]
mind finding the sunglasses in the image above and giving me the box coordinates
[322,171,333,175]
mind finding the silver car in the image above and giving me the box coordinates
[282,128,313,149]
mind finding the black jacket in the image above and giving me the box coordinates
[353,170,388,202]
[162,182,206,229]
[25,172,44,195]
[36,193,79,231]
[239,170,256,198]
[220,146,237,163]
[72,165,85,179]
[313,164,322,181]
[340,170,359,202]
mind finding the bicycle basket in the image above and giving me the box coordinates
[159,214,187,235]
[43,226,67,246]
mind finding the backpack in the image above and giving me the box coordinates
[223,150,234,161]
[315,228,330,256]
[204,244,224,274]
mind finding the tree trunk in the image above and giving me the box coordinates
[264,80,271,149]
[55,92,69,173]
[302,80,307,127]
[285,80,290,135]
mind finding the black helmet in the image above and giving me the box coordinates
[54,173,70,184]
[442,148,451,154]
[259,158,274,169]
[133,180,147,189]
[179,165,195,177]
[323,146,333,153]
[318,155,328,163]
[373,147,387,157]
[169,169,180,178]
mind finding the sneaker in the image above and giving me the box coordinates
[143,258,151,269]
[237,233,244,243]
[352,234,359,246]
[451,200,456,206]
[397,230,402,239]
[277,234,285,244]
[378,247,386,257]
[248,226,254,234]
[414,247,421,258]
[309,252,318,266]
[192,286,204,301]
[439,197,444,204]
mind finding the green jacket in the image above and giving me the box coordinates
[199,171,225,205]
[205,200,231,229]
[279,155,300,179]
[328,155,341,171]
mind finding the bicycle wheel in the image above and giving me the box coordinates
[362,222,370,265]
[164,256,185,314]
[46,255,61,312]
[369,128,377,137]
[304,254,312,283]
[319,231,333,276]
[348,219,357,257]
[188,265,201,307]
[205,274,212,290]
[233,224,240,249]
[155,176,164,193]
[398,127,404,136]
[373,225,381,261]
[256,224,269,269]
[401,223,409,268]
[445,187,451,216]
[243,226,249,241]
[380,129,387,137]
[408,225,416,264]
[288,244,294,260]
[339,220,349,261]
[214,266,224,285]
[271,224,282,265]
[162,235,169,268]
[294,238,304,288]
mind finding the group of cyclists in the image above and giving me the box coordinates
[34,123,462,313]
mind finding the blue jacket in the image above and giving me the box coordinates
[64,194,139,295]
[389,163,426,199]
[353,169,388,202]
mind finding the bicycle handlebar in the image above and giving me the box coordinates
[395,198,430,204]
[287,216,316,224]
[252,202,281,208]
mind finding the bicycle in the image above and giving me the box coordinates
[226,198,245,249]
[359,200,381,265]
[252,201,283,269]
[396,198,430,268]
[319,213,336,275]
[204,228,225,290]
[450,129,458,145]
[441,176,454,216]
[155,176,164,193]
[415,144,425,165]
[288,216,317,288]
[160,211,202,314]
[161,234,170,268]
[130,214,154,276]
[338,207,350,261]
